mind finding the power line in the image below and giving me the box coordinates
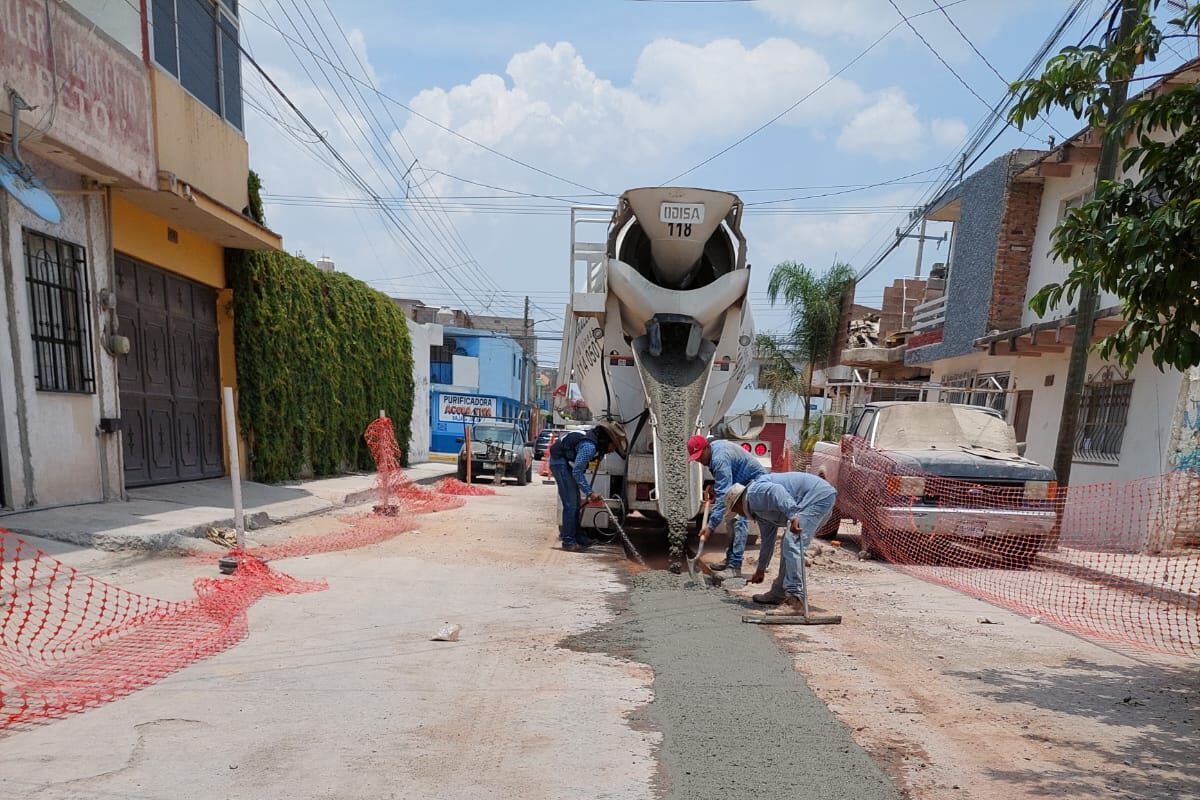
[663,0,975,184]
[853,0,1094,283]
[240,4,610,197]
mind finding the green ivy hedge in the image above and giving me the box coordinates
[226,248,414,483]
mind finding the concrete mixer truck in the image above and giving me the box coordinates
[553,187,755,570]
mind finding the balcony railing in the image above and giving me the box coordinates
[911,295,946,332]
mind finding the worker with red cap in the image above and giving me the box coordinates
[686,434,767,579]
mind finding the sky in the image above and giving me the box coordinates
[235,0,1196,366]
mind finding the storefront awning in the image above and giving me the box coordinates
[116,174,281,251]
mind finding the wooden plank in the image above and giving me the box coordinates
[742,614,843,626]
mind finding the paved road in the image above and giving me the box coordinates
[0,483,896,799]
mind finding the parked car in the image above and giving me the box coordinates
[457,421,534,486]
[810,402,1057,565]
[534,428,566,460]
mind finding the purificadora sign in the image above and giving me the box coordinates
[438,393,497,422]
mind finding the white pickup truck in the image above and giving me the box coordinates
[810,401,1057,565]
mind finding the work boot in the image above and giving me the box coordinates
[751,588,786,605]
[712,565,742,580]
[766,595,807,616]
[708,559,728,572]
[576,535,593,549]
[562,542,585,552]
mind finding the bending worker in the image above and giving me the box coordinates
[686,435,766,580]
[724,471,837,615]
[548,421,626,552]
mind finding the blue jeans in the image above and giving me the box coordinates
[550,461,581,545]
[724,514,750,569]
[780,493,835,599]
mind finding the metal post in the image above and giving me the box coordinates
[465,423,472,484]
[218,387,245,574]
[1052,0,1139,493]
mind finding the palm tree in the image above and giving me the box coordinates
[754,333,806,416]
[763,260,856,432]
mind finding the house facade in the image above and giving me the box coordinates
[0,0,279,511]
[429,326,532,453]
[905,90,1199,488]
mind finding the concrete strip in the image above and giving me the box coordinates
[570,571,900,800]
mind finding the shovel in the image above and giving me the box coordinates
[686,501,712,580]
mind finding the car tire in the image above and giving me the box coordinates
[515,464,528,486]
[456,463,467,483]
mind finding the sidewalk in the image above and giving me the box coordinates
[0,462,457,552]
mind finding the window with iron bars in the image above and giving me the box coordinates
[24,230,96,394]
[1075,366,1133,463]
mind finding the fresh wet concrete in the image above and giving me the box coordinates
[570,570,901,800]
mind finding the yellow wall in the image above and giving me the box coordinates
[151,70,250,213]
[111,195,247,474]
[112,195,225,287]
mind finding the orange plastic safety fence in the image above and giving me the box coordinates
[1,531,325,730]
[814,437,1200,656]
[222,513,422,564]
[435,478,498,496]
[363,415,407,513]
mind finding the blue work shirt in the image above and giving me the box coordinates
[706,440,767,530]
[549,431,600,496]
[744,472,836,530]
[570,438,599,495]
[744,472,840,573]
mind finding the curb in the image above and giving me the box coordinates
[9,467,457,554]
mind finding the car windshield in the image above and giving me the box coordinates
[472,425,520,445]
[874,404,1017,453]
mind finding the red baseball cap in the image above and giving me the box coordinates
[686,435,709,461]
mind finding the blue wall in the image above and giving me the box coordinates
[430,327,530,453]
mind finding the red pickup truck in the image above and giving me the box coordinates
[810,402,1057,566]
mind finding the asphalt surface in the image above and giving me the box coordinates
[570,570,901,800]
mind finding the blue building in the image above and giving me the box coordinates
[430,326,532,453]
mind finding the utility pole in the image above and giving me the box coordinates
[1052,0,1139,491]
[523,295,532,421]
[913,217,928,279]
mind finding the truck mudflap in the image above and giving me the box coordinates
[879,506,1057,538]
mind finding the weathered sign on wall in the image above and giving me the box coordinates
[0,0,154,187]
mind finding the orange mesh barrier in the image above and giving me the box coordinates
[435,478,498,496]
[814,436,1200,656]
[1,531,325,730]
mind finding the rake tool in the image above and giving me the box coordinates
[742,527,842,625]
[596,498,647,568]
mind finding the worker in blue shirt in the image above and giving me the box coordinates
[686,435,766,579]
[548,420,626,552]
[725,472,836,615]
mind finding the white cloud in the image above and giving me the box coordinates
[834,91,967,161]
[931,116,968,148]
[837,89,924,159]
[400,38,869,179]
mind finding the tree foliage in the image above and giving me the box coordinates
[1009,0,1200,370]
[228,174,415,482]
[761,260,856,429]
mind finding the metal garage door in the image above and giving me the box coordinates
[116,255,224,487]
